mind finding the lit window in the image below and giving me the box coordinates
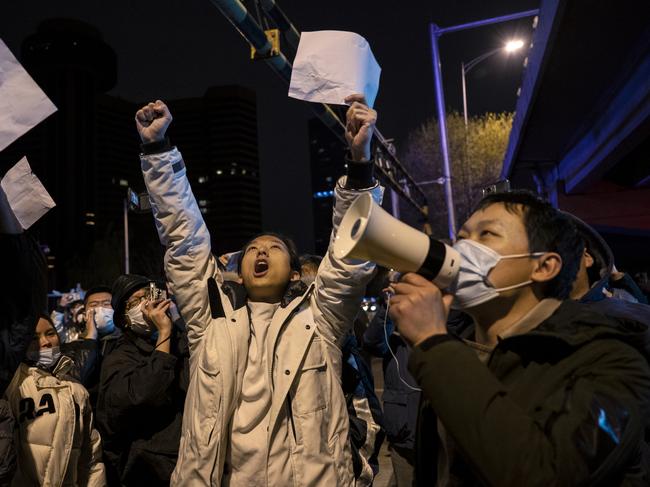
[198,176,208,184]
[216,169,223,175]
[198,200,207,207]
[119,179,129,187]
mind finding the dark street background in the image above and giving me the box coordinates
[1,0,537,252]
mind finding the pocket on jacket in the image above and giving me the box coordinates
[196,350,222,446]
[292,338,328,415]
[382,389,411,444]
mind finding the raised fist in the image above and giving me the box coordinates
[135,100,173,144]
[344,94,377,162]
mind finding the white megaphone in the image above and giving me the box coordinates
[334,193,461,289]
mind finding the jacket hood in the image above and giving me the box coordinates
[505,300,650,362]
[563,212,614,302]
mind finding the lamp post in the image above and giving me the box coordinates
[462,40,525,127]
[429,10,538,241]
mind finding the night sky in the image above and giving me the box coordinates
[2,0,538,252]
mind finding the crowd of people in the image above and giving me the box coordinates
[1,95,649,487]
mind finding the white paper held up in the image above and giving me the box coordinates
[0,39,57,152]
[289,31,381,107]
[1,157,56,229]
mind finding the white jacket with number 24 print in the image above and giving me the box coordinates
[140,147,382,486]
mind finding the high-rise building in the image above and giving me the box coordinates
[166,86,262,257]
[0,19,262,288]
[0,19,120,289]
[308,117,346,255]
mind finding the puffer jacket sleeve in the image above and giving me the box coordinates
[140,148,221,354]
[312,177,383,348]
[61,339,98,386]
[0,398,16,486]
[78,393,106,486]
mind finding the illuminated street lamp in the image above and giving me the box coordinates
[462,39,525,127]
[429,10,537,240]
[505,39,525,52]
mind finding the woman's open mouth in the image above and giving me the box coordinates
[254,259,269,277]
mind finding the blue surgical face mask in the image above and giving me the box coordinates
[451,239,546,310]
[93,307,115,334]
[26,346,61,369]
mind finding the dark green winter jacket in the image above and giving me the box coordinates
[408,299,650,486]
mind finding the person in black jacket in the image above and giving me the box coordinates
[64,286,122,410]
[389,190,650,486]
[364,303,419,487]
[96,274,189,487]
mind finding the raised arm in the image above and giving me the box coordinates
[136,101,224,354]
[312,95,383,347]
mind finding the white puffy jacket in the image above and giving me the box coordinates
[141,147,382,486]
[4,357,106,486]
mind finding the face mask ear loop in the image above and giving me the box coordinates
[383,299,422,392]
[488,252,546,292]
[493,280,534,293]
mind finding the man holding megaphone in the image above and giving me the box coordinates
[337,183,650,484]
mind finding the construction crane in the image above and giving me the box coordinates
[208,0,430,219]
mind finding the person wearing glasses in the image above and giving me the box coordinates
[95,274,189,487]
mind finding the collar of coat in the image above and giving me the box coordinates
[220,279,309,311]
[457,300,650,362]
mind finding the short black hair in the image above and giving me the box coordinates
[473,190,584,300]
[237,232,301,274]
[84,285,112,305]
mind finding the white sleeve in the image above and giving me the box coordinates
[311,177,383,348]
[140,148,224,354]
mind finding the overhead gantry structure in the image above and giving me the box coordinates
[208,0,430,219]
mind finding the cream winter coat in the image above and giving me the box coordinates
[141,147,382,486]
[4,357,105,486]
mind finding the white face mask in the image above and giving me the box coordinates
[26,346,61,368]
[125,302,154,337]
[93,307,115,334]
[451,239,545,310]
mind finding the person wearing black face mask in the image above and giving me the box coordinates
[95,274,189,487]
